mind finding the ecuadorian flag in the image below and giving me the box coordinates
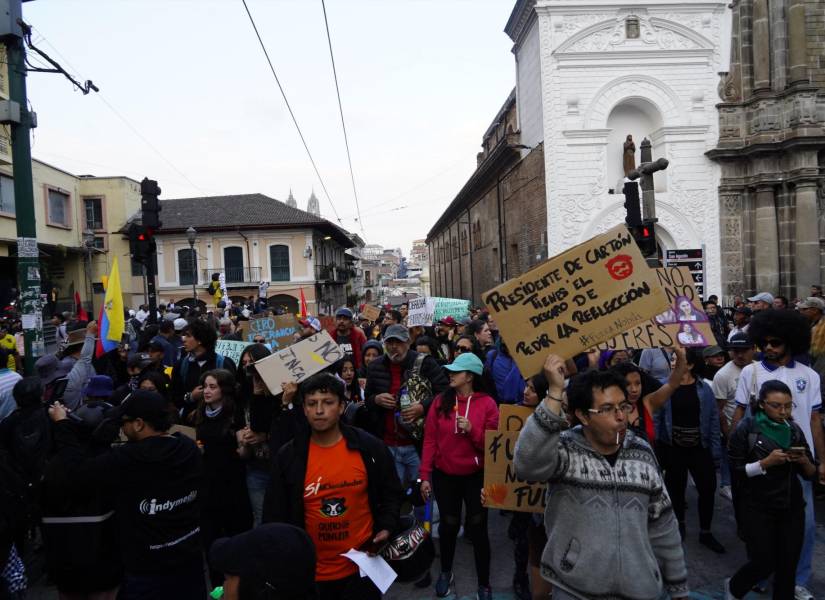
[99,257,126,355]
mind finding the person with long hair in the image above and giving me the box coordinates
[419,353,499,600]
[727,380,816,600]
[189,369,251,587]
[236,343,275,528]
[611,348,687,445]
[452,335,475,357]
[654,348,724,553]
[465,320,493,361]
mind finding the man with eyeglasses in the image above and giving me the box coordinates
[515,355,688,600]
[730,309,825,600]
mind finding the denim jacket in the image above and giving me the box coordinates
[655,378,721,461]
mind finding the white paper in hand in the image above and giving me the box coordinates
[341,548,397,593]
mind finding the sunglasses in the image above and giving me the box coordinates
[455,345,473,353]
[763,338,785,348]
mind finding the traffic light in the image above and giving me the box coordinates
[140,178,162,229]
[632,220,658,260]
[129,223,154,263]
[623,181,641,228]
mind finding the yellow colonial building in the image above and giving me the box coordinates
[0,158,146,315]
[153,193,359,316]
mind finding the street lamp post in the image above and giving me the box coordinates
[186,227,197,309]
[82,230,95,316]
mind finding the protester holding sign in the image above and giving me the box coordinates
[514,354,688,600]
[419,352,498,600]
[654,348,724,553]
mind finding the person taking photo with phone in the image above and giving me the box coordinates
[726,380,817,600]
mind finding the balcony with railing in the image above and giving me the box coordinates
[201,266,262,285]
[315,264,352,284]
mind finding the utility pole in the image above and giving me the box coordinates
[628,138,669,267]
[1,1,43,373]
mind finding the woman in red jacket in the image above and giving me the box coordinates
[420,352,499,600]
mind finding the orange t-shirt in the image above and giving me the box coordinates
[303,437,374,581]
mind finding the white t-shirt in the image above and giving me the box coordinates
[734,360,822,452]
[712,360,753,426]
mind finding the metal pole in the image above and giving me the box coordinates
[7,25,43,372]
[190,242,197,309]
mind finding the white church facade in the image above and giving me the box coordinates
[506,0,731,297]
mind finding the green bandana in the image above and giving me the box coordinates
[755,410,791,449]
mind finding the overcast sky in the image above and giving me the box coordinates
[24,0,517,256]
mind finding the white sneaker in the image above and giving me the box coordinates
[719,485,733,501]
[795,585,815,600]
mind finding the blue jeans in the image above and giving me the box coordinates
[720,435,731,487]
[796,477,815,586]
[246,466,270,528]
[388,444,420,486]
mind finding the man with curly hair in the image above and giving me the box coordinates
[730,309,825,600]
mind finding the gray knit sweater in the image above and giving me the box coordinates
[514,402,688,600]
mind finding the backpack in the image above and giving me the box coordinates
[9,408,52,487]
[397,354,432,442]
[0,449,26,550]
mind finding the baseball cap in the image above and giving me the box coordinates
[383,324,410,343]
[727,332,752,350]
[459,317,472,326]
[113,389,170,424]
[147,339,165,352]
[335,307,354,319]
[439,316,457,327]
[209,524,316,596]
[83,375,114,398]
[127,352,153,370]
[797,297,825,311]
[702,345,725,358]
[298,316,322,332]
[173,318,188,332]
[445,352,484,376]
[747,292,774,304]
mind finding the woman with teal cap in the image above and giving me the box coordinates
[419,352,499,600]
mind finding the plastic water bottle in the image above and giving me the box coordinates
[398,386,410,410]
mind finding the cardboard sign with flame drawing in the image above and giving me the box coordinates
[482,405,546,513]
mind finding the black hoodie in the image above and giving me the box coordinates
[52,420,203,574]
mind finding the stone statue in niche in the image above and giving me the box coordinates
[623,135,636,176]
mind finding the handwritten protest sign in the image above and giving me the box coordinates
[499,404,535,432]
[215,340,252,366]
[432,297,470,322]
[361,304,381,323]
[482,225,669,377]
[246,314,299,350]
[482,406,545,513]
[598,266,714,350]
[407,297,435,327]
[253,330,344,391]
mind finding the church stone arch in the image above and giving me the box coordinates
[605,97,666,191]
[584,75,684,129]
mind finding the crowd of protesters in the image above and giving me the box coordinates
[0,287,823,600]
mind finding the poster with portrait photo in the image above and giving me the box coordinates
[674,295,707,323]
[676,322,706,347]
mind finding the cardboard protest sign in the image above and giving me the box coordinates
[432,297,470,322]
[407,297,435,327]
[361,304,381,323]
[482,225,669,376]
[215,340,252,366]
[597,266,714,350]
[246,314,299,350]
[482,407,546,513]
[499,405,535,432]
[253,330,344,391]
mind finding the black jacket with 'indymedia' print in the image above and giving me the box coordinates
[52,421,204,574]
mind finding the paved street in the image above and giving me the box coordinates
[24,485,825,599]
[384,488,825,600]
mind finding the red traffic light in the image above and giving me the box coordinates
[137,233,146,241]
[642,227,651,238]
